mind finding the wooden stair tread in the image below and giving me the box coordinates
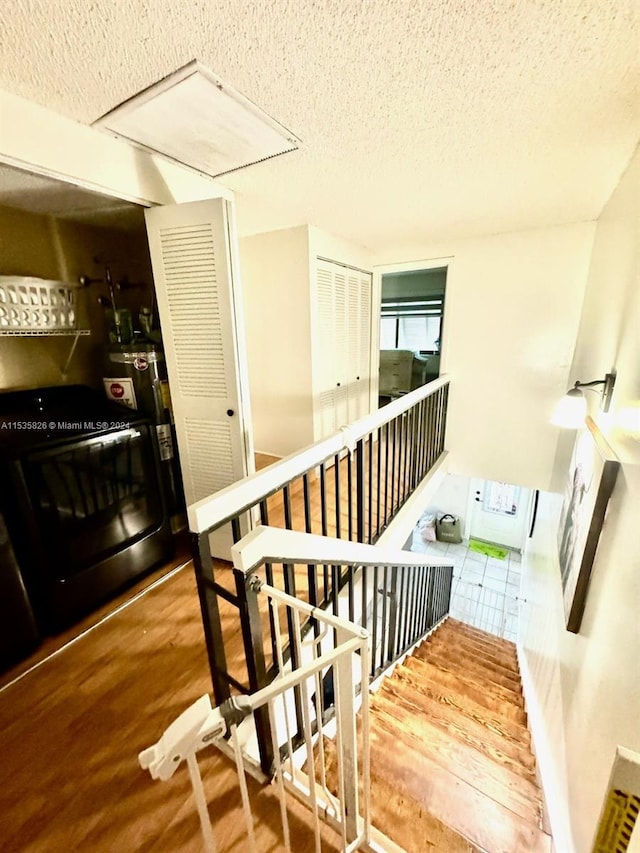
[398,657,530,741]
[414,644,525,704]
[318,737,482,853]
[389,664,535,775]
[368,715,551,853]
[443,618,518,656]
[403,653,527,727]
[430,624,520,673]
[422,636,522,689]
[425,619,520,678]
[372,689,542,823]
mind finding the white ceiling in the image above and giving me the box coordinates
[1,0,639,252]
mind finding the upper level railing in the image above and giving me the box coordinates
[188,377,451,770]
[188,375,450,541]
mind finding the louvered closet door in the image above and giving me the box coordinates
[356,270,372,419]
[316,262,338,436]
[315,259,372,437]
[144,199,250,552]
[346,270,372,422]
[333,268,349,428]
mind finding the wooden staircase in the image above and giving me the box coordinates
[363,617,552,852]
[317,617,552,852]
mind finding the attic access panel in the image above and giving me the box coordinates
[93,60,300,178]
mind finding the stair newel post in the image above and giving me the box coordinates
[334,624,360,844]
[192,530,231,706]
[234,570,274,776]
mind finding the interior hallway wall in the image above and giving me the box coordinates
[427,473,471,538]
[518,145,640,853]
[374,221,596,492]
[240,225,314,456]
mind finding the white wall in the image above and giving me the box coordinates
[240,226,315,456]
[374,222,596,491]
[429,473,471,537]
[308,225,372,273]
[239,224,373,457]
[518,146,640,853]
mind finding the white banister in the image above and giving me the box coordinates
[187,375,450,533]
[139,580,372,851]
[231,525,454,575]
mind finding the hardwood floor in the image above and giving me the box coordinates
[0,557,340,852]
[0,450,338,851]
[0,533,194,692]
[0,450,549,852]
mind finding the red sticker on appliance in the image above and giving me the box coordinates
[110,383,125,398]
[134,357,149,371]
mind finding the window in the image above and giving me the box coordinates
[380,297,444,352]
[398,316,441,351]
[380,316,398,349]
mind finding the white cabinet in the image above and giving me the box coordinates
[313,259,372,439]
[240,226,373,457]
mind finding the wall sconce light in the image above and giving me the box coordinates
[551,372,616,428]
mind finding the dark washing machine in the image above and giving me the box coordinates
[0,385,174,639]
[103,343,185,529]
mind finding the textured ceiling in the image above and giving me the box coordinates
[1,0,639,252]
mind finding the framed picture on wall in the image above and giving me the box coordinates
[557,416,619,633]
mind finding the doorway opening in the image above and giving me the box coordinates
[467,478,533,552]
[377,264,448,406]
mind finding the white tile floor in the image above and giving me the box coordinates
[416,539,524,642]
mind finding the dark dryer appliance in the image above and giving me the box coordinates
[0,385,173,636]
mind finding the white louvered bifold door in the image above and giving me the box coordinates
[333,268,349,428]
[356,270,372,420]
[144,198,251,555]
[314,259,373,438]
[315,261,338,438]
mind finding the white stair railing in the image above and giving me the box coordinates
[139,579,372,853]
[140,528,454,852]
[188,375,451,753]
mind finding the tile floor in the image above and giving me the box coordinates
[413,538,524,642]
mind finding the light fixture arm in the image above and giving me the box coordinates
[573,379,605,389]
[571,372,616,412]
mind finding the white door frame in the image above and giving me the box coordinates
[465,478,534,552]
[372,256,455,406]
